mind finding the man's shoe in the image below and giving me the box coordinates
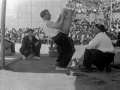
[33,56,41,59]
[53,62,59,67]
[80,68,92,73]
[23,56,27,60]
[55,67,68,70]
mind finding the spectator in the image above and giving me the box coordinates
[80,24,115,73]
[19,29,41,60]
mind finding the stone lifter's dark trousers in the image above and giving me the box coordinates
[52,32,75,68]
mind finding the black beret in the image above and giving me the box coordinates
[27,29,34,33]
[95,24,106,32]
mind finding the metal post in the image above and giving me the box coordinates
[18,0,20,29]
[110,0,113,30]
[0,0,7,68]
[31,0,32,29]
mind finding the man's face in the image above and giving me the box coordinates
[28,31,33,37]
[45,11,51,20]
[93,26,100,35]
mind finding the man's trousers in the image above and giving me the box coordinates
[83,49,115,71]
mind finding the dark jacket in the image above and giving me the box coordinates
[19,35,39,53]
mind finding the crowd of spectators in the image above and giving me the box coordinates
[4,27,51,44]
[69,18,120,46]
[112,1,120,12]
[1,0,119,47]
[1,18,120,47]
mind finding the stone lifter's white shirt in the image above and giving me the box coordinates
[42,20,61,38]
[86,32,114,52]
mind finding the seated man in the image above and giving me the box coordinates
[5,38,15,54]
[80,24,115,73]
[19,29,41,59]
[5,39,15,53]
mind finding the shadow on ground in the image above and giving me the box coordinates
[7,54,70,74]
[5,52,120,90]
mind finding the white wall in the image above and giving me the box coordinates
[0,0,66,30]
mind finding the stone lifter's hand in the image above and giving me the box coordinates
[61,8,67,17]
[62,8,68,13]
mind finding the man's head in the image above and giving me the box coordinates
[93,24,106,35]
[40,9,51,20]
[27,29,34,37]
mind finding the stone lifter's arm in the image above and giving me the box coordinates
[46,13,66,30]
[56,14,61,23]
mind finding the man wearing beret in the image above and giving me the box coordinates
[19,29,41,59]
[79,24,115,73]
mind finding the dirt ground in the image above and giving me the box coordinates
[1,45,120,90]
